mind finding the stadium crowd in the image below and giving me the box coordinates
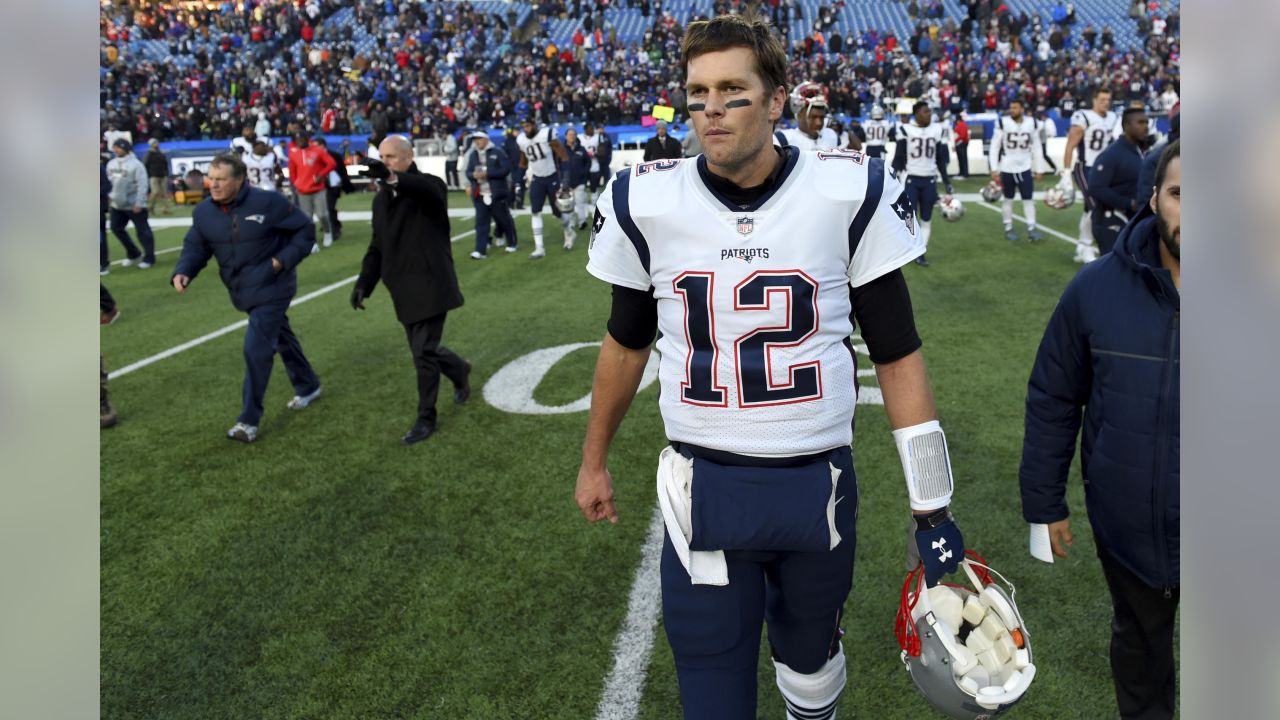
[100,0,1179,144]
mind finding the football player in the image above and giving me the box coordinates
[773,81,840,150]
[862,104,892,158]
[1063,86,1119,262]
[517,117,574,258]
[229,125,259,157]
[891,100,954,267]
[244,139,284,193]
[988,98,1044,242]
[577,14,966,720]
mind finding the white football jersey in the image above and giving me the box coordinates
[244,151,280,192]
[582,133,600,173]
[863,119,893,147]
[1070,109,1120,167]
[587,148,923,457]
[896,121,947,177]
[230,137,256,156]
[989,115,1043,174]
[517,126,559,178]
[773,127,840,151]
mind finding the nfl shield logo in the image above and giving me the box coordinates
[736,216,755,236]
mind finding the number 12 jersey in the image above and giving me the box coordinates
[587,147,923,457]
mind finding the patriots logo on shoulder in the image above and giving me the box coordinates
[890,193,916,236]
[736,216,755,236]
[590,208,606,249]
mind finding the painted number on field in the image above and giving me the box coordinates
[482,339,882,415]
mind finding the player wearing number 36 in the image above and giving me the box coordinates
[575,14,968,720]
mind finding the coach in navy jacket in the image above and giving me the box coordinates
[1020,139,1180,719]
[172,153,320,441]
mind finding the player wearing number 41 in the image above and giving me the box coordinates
[577,14,966,720]
[1021,140,1180,720]
[891,100,954,267]
[988,98,1044,242]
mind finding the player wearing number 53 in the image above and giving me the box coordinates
[171,153,322,444]
[575,14,966,720]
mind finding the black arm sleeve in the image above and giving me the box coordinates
[607,284,659,350]
[850,269,922,364]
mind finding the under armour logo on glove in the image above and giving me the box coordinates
[907,515,965,587]
[932,538,953,563]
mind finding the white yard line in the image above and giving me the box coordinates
[973,200,1080,245]
[107,227,476,380]
[594,504,666,720]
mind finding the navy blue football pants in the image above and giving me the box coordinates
[905,175,938,222]
[239,299,319,426]
[660,446,858,719]
[107,207,156,265]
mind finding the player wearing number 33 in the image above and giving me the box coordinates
[575,14,966,720]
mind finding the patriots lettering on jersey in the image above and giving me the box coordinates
[720,247,770,263]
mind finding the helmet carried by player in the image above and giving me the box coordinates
[980,180,1003,203]
[1044,176,1077,209]
[790,81,829,120]
[897,552,1037,720]
[555,187,576,214]
[940,196,965,222]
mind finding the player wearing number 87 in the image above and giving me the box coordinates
[576,14,967,720]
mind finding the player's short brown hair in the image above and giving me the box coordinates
[680,14,788,94]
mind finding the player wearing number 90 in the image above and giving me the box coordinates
[575,14,967,720]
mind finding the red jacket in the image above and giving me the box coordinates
[288,144,337,194]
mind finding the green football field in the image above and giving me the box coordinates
[101,178,1126,719]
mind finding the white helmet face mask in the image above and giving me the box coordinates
[981,180,1004,203]
[897,555,1037,719]
[940,196,965,222]
[555,188,575,214]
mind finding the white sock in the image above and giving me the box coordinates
[1023,199,1037,230]
[324,231,333,243]
[1001,199,1014,229]
[1079,211,1093,244]
[921,219,932,247]
[775,645,846,720]
[531,213,544,249]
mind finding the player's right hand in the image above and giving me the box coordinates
[172,274,190,293]
[575,465,618,524]
[349,286,366,310]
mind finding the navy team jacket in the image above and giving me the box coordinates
[173,182,315,312]
[1019,203,1180,590]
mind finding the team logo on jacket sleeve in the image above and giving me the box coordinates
[590,207,606,249]
[890,192,916,236]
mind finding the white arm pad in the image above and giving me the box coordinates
[893,420,955,511]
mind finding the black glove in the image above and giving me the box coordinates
[362,158,391,181]
[350,286,366,310]
[906,510,965,587]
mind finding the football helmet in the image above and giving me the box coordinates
[870,105,886,120]
[554,188,575,214]
[790,81,829,119]
[980,180,1003,203]
[940,196,965,222]
[897,552,1037,720]
[1044,177,1076,209]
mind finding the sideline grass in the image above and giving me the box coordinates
[102,185,1120,718]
